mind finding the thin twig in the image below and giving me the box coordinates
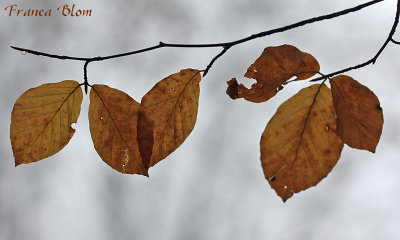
[11,0,384,78]
[310,0,400,82]
[203,46,231,77]
[83,61,90,94]
[391,38,400,45]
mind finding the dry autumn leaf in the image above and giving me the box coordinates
[330,75,383,153]
[10,80,83,165]
[137,69,201,168]
[89,85,148,176]
[227,44,320,103]
[260,84,343,201]
[226,78,239,99]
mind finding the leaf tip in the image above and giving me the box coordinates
[278,190,292,203]
[14,156,27,167]
[124,169,149,177]
[367,144,378,154]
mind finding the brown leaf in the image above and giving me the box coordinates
[89,85,148,176]
[137,69,201,168]
[227,44,320,103]
[226,78,239,99]
[10,80,83,165]
[260,84,343,201]
[330,75,383,153]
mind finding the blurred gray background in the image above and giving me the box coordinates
[1,0,399,239]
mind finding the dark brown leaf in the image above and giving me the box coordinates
[228,44,320,103]
[226,78,239,99]
[330,75,383,153]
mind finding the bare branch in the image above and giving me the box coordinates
[391,38,400,44]
[202,46,231,77]
[11,0,384,77]
[310,0,400,82]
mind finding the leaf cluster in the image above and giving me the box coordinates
[11,69,201,177]
[10,44,384,201]
[227,45,383,201]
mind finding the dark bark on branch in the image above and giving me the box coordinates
[391,38,400,45]
[310,0,400,82]
[11,0,386,78]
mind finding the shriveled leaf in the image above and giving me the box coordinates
[89,85,148,176]
[137,69,201,168]
[226,78,239,99]
[261,84,343,201]
[10,80,83,165]
[227,44,320,103]
[330,75,383,153]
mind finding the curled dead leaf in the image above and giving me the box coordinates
[137,69,201,168]
[226,78,239,99]
[89,85,148,176]
[260,84,343,201]
[330,75,383,153]
[227,44,320,103]
[10,80,83,165]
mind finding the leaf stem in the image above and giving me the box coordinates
[203,46,231,77]
[83,61,90,94]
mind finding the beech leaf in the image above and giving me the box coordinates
[330,75,383,153]
[260,84,343,201]
[227,44,320,103]
[10,80,83,165]
[137,69,201,168]
[226,78,239,99]
[89,85,148,176]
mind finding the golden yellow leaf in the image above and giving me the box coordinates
[260,84,343,201]
[330,75,383,153]
[137,69,201,168]
[10,80,83,165]
[227,44,320,103]
[89,85,148,176]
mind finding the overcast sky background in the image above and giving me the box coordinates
[1,0,399,239]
